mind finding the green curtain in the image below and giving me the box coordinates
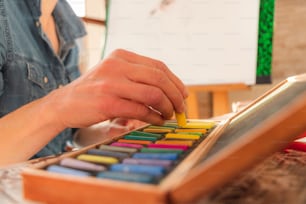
[256,0,275,84]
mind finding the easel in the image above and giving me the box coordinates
[186,84,250,118]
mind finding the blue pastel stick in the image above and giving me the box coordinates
[97,171,155,183]
[110,164,165,176]
[122,158,173,167]
[46,165,91,177]
[132,153,179,160]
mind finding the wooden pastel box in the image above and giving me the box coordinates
[22,74,306,204]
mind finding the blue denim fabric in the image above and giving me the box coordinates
[0,0,87,158]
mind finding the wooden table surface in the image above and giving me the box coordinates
[1,149,305,204]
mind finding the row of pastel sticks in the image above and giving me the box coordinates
[46,121,215,184]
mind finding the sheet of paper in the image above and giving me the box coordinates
[104,0,260,85]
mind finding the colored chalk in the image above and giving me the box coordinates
[176,132,203,136]
[140,147,183,154]
[87,149,129,160]
[175,128,207,134]
[146,125,176,130]
[165,133,200,140]
[117,139,152,145]
[110,142,143,149]
[130,131,163,138]
[155,140,194,146]
[147,143,189,150]
[124,135,158,141]
[163,122,179,128]
[60,158,106,172]
[175,112,187,127]
[47,165,90,177]
[142,128,173,133]
[122,158,173,167]
[77,154,119,165]
[110,164,165,176]
[132,153,179,160]
[99,144,138,153]
[182,122,215,129]
[97,171,155,184]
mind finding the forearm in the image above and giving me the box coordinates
[0,93,65,166]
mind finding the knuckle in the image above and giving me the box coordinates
[152,69,168,84]
[110,48,126,57]
[154,60,168,72]
[145,88,164,106]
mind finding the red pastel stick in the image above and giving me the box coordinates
[285,141,306,152]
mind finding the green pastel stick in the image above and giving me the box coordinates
[129,131,162,139]
[124,135,157,141]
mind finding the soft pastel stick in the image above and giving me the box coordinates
[165,133,200,140]
[122,158,173,167]
[110,142,143,149]
[47,165,90,177]
[175,112,187,127]
[146,125,176,130]
[117,139,152,145]
[175,128,207,134]
[129,131,163,138]
[60,157,106,172]
[163,122,178,128]
[182,122,215,129]
[97,171,155,184]
[147,143,189,150]
[132,153,179,160]
[142,128,173,133]
[77,154,119,165]
[110,164,165,176]
[155,140,194,146]
[99,144,138,153]
[87,149,129,160]
[140,147,183,154]
[124,135,158,141]
[176,132,203,136]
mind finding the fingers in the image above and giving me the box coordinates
[101,96,166,125]
[97,71,174,119]
[108,49,188,113]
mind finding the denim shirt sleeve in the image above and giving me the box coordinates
[0,1,7,96]
[0,0,87,158]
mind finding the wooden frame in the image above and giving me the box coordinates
[22,74,306,204]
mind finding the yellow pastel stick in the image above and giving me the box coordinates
[77,154,119,164]
[175,112,187,127]
[165,133,200,140]
[155,140,194,146]
[175,128,207,134]
[182,122,215,129]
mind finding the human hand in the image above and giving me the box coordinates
[47,49,188,130]
[74,118,148,148]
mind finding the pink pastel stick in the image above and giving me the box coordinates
[147,143,189,150]
[110,142,143,149]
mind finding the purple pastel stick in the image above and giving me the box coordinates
[60,157,106,172]
[147,143,189,150]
